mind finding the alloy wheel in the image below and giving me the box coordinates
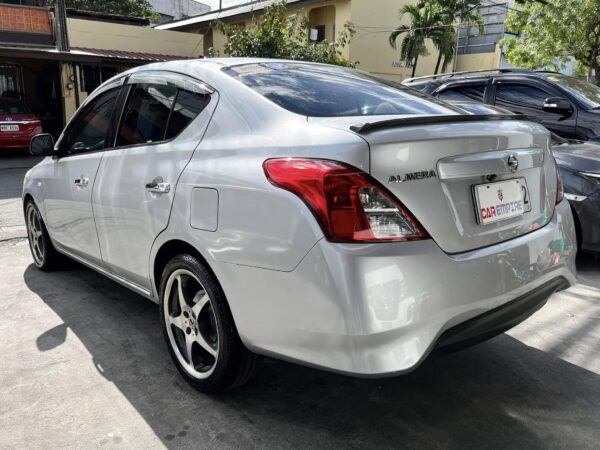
[26,204,44,266]
[163,268,219,379]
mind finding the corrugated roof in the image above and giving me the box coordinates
[71,47,190,62]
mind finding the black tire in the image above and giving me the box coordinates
[25,200,63,271]
[159,254,261,393]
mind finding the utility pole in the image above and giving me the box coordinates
[453,22,461,72]
[54,0,70,52]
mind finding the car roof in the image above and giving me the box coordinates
[124,57,346,74]
[402,69,569,89]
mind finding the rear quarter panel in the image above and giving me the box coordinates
[151,75,370,295]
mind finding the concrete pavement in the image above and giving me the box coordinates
[0,150,41,241]
[1,153,599,449]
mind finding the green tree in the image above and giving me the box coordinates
[428,0,483,74]
[211,0,356,67]
[46,0,159,21]
[389,4,440,77]
[502,0,600,84]
[390,1,482,77]
[431,26,456,74]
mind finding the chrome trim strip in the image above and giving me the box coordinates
[57,246,155,300]
[0,121,35,125]
[580,172,600,179]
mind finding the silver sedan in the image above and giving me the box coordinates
[24,58,577,392]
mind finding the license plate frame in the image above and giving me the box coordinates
[473,178,530,225]
[1,124,19,132]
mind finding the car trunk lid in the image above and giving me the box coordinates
[0,113,39,134]
[311,115,557,254]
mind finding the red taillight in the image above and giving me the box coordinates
[263,158,428,243]
[554,158,564,205]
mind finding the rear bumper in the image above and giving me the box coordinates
[432,276,569,355]
[570,190,600,254]
[0,128,41,148]
[213,200,577,377]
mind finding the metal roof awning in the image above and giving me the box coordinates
[0,45,193,64]
[71,47,191,62]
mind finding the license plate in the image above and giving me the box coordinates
[474,178,529,225]
[1,124,19,132]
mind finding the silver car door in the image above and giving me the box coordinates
[93,71,216,290]
[42,87,122,265]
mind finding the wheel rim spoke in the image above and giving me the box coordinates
[168,313,186,332]
[185,333,195,363]
[177,275,187,311]
[195,330,217,357]
[191,291,209,317]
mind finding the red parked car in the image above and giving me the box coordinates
[0,97,43,149]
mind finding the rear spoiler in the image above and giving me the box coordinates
[350,114,529,134]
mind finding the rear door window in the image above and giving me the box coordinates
[437,83,486,102]
[494,83,551,111]
[117,84,177,146]
[117,83,211,147]
[0,99,30,114]
[224,63,457,117]
[165,90,211,140]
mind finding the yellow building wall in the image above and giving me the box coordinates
[455,46,502,72]
[199,0,352,59]
[67,18,204,57]
[60,63,78,123]
[161,0,502,82]
[349,0,447,82]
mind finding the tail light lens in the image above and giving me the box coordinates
[263,158,427,243]
[555,161,564,205]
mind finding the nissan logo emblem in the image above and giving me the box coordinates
[507,154,519,173]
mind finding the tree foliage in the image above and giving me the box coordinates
[389,0,482,77]
[503,0,600,82]
[210,0,356,67]
[46,0,160,21]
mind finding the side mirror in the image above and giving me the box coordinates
[543,97,573,118]
[29,133,55,156]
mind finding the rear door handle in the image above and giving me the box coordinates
[145,177,171,194]
[74,176,89,187]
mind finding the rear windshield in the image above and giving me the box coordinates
[224,63,458,117]
[0,98,30,115]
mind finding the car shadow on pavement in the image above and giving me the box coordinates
[24,262,600,449]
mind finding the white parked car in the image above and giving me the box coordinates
[24,59,576,392]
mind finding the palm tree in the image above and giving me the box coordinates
[431,26,456,74]
[428,0,484,73]
[389,4,440,78]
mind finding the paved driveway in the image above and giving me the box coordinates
[1,152,599,449]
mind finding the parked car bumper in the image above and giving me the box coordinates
[213,199,577,377]
[569,189,600,254]
[0,127,42,149]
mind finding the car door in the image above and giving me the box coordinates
[92,71,216,290]
[491,80,578,138]
[42,85,123,265]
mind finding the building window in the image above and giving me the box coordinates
[309,5,335,42]
[80,65,119,94]
[310,25,326,42]
[0,63,23,99]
